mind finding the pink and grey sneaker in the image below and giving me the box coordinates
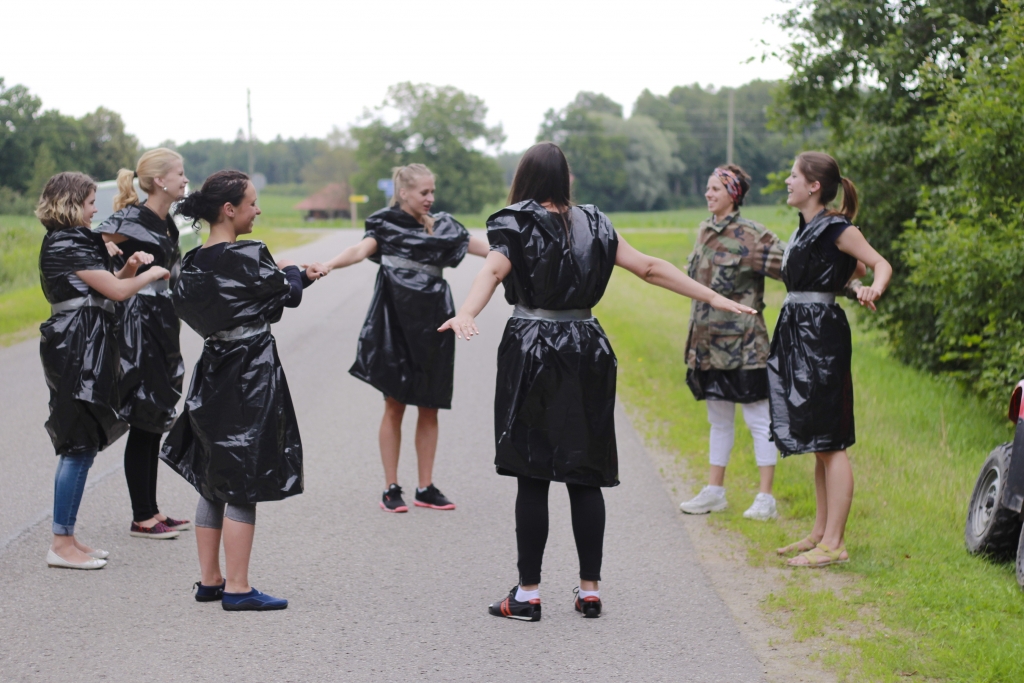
[129,521,181,539]
[414,484,455,510]
[380,484,409,513]
[160,516,193,531]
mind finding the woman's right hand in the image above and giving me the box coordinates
[438,313,479,340]
[709,294,757,315]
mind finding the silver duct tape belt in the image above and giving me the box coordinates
[210,322,271,341]
[784,291,836,306]
[136,279,170,296]
[50,294,116,316]
[381,254,442,278]
[512,305,594,322]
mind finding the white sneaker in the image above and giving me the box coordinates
[679,486,728,515]
[743,493,778,521]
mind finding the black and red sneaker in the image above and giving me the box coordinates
[488,586,541,622]
[414,484,455,510]
[161,516,193,531]
[573,587,602,618]
[380,484,409,513]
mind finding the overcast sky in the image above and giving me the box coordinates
[3,0,794,152]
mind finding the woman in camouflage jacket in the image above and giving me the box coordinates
[678,165,785,521]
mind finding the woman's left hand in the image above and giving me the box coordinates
[302,262,330,280]
[125,251,154,271]
[105,241,123,258]
[709,294,757,315]
[856,284,883,312]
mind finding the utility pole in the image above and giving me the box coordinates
[247,89,255,176]
[726,89,735,165]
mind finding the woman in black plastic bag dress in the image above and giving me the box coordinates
[769,152,891,568]
[98,147,191,540]
[318,164,489,513]
[161,171,323,610]
[37,172,170,570]
[440,143,756,621]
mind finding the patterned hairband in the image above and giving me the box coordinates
[713,168,743,204]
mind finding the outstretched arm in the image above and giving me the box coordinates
[615,235,756,315]
[320,237,378,274]
[438,251,512,340]
[467,236,490,257]
[77,263,170,302]
[835,227,892,312]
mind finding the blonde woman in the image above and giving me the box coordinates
[37,172,169,569]
[97,148,191,539]
[319,164,489,512]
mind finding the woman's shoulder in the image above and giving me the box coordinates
[43,225,100,249]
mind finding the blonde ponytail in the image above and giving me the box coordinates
[391,163,436,234]
[113,147,184,212]
[113,168,139,211]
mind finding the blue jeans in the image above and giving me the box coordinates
[53,452,96,535]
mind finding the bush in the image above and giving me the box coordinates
[0,186,36,215]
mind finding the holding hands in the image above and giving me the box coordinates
[302,262,330,280]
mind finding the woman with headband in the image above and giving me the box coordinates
[678,164,786,521]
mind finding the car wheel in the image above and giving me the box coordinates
[965,443,1022,560]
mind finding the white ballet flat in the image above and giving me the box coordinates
[47,549,107,570]
[85,549,110,560]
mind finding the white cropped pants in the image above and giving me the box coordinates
[706,399,777,468]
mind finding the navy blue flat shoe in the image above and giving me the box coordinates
[193,580,225,602]
[222,587,288,611]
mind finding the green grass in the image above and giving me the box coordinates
[594,231,1024,681]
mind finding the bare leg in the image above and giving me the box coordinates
[758,465,775,494]
[196,526,224,586]
[580,580,599,591]
[379,397,406,487]
[72,537,97,554]
[810,454,829,543]
[51,535,93,563]
[415,407,439,489]
[818,449,853,549]
[708,464,726,487]
[223,519,255,594]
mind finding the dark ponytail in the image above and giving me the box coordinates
[174,170,250,230]
[795,151,859,222]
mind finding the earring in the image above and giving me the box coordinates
[162,186,169,192]
[808,190,813,196]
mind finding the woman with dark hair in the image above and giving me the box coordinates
[317,163,489,512]
[36,171,170,569]
[440,142,756,620]
[98,147,191,540]
[678,164,786,521]
[161,170,324,610]
[771,151,891,567]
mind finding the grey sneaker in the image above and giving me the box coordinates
[679,486,728,515]
[742,493,778,521]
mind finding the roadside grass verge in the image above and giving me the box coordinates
[0,214,324,346]
[594,230,1024,682]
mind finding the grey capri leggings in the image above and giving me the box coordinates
[195,497,256,528]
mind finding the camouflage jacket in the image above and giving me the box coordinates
[684,211,785,371]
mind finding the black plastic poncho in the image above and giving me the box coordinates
[487,202,619,487]
[349,207,469,409]
[767,211,858,456]
[160,241,303,505]
[38,226,128,456]
[96,203,183,433]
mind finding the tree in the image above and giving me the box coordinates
[350,82,506,213]
[301,127,357,188]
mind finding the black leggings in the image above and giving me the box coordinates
[124,426,162,522]
[515,476,605,586]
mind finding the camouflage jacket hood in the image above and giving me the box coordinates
[684,211,785,371]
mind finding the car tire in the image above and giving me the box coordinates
[1015,528,1024,589]
[965,442,1022,560]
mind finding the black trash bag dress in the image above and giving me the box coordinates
[96,203,184,433]
[767,210,858,456]
[160,242,302,505]
[487,201,619,488]
[38,226,129,455]
[349,207,469,409]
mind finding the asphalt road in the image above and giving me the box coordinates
[0,230,765,682]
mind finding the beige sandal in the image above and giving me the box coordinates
[786,543,849,568]
[776,536,818,556]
